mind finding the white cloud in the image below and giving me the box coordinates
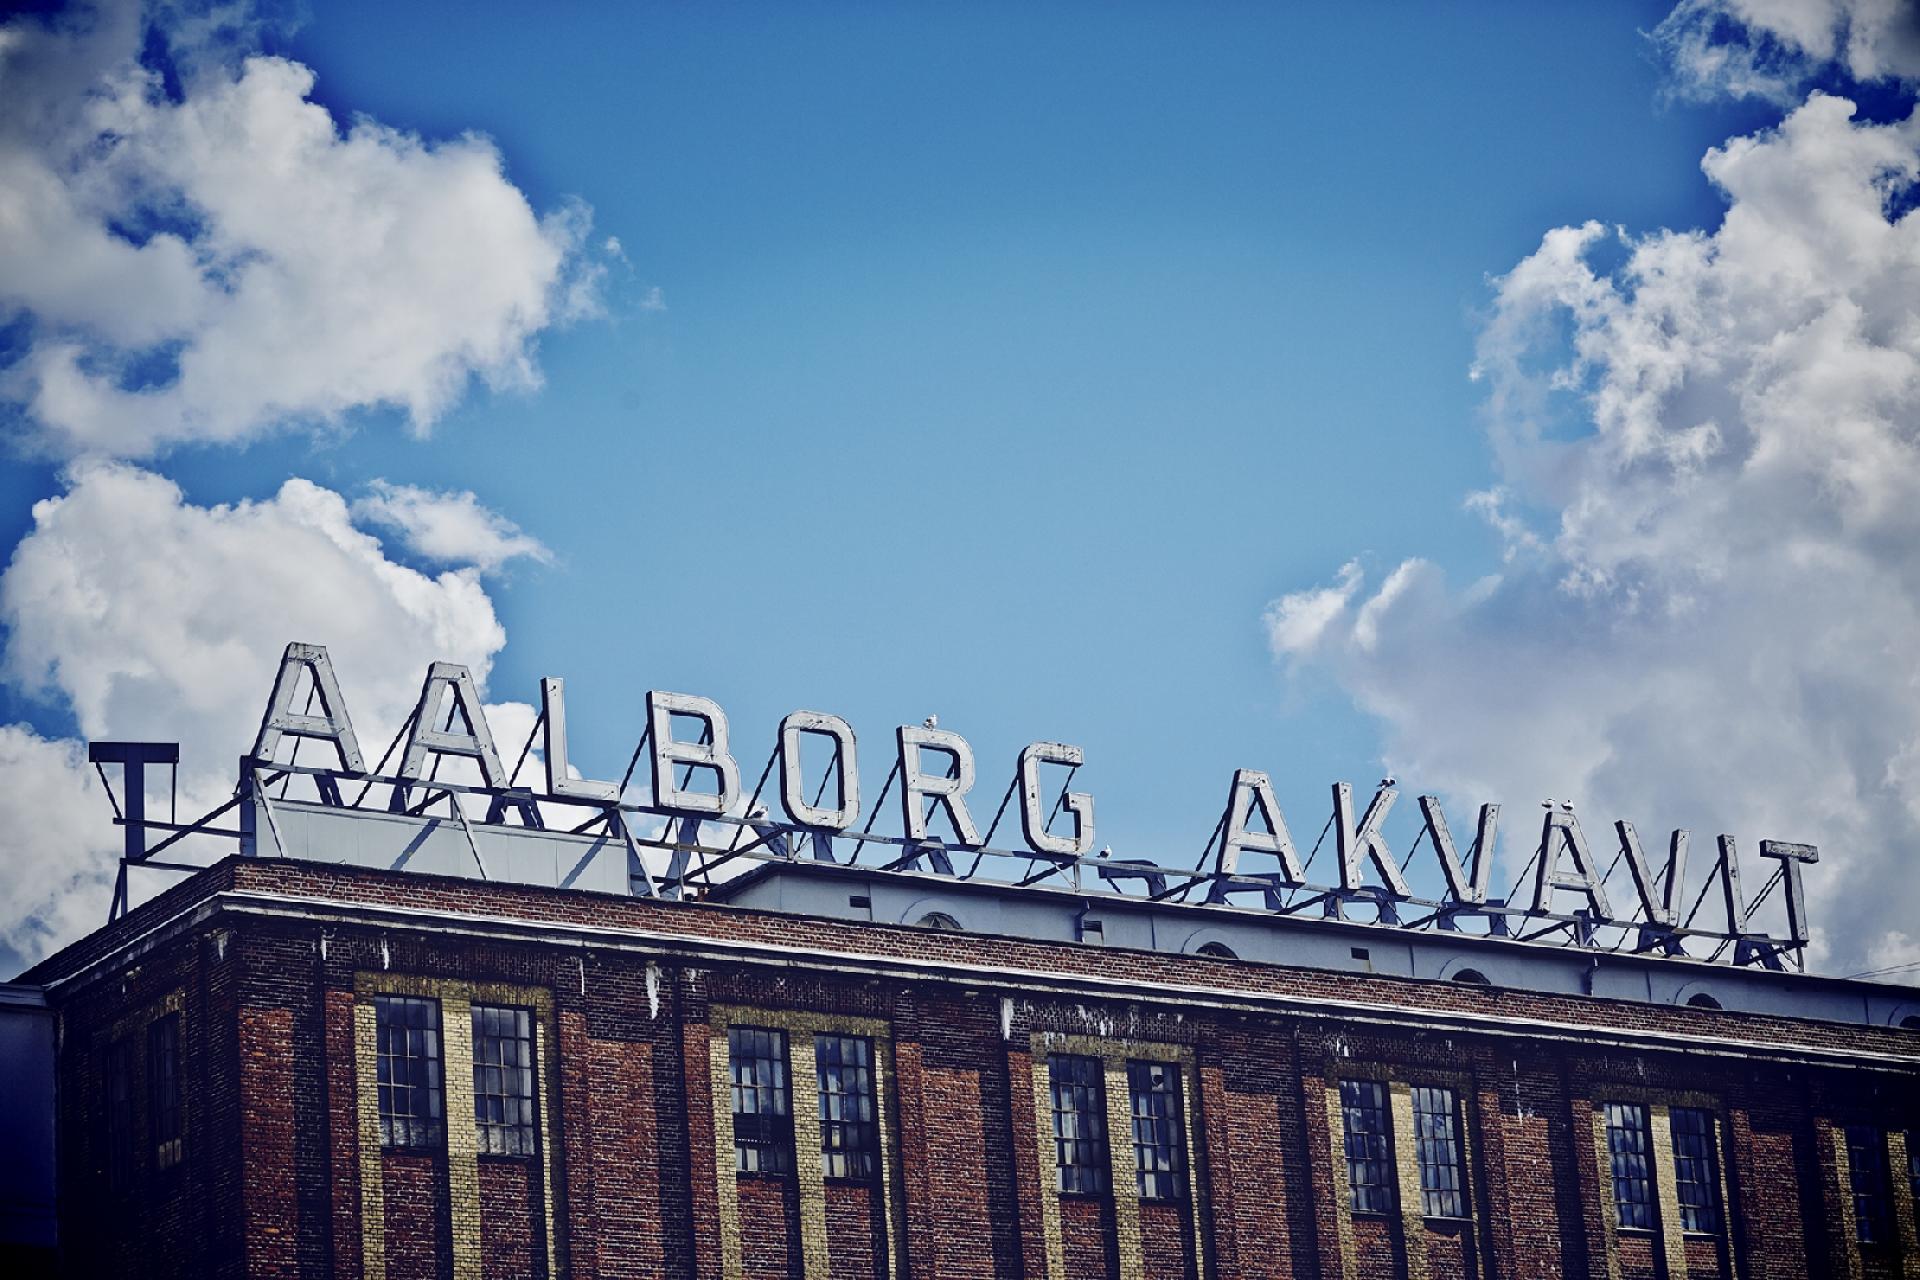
[1269,94,1920,975]
[1655,0,1920,103]
[352,480,551,572]
[0,0,601,458]
[0,463,535,967]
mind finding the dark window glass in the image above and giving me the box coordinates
[375,995,444,1149]
[148,1013,183,1170]
[1341,1079,1395,1213]
[1909,1138,1920,1232]
[1411,1086,1466,1218]
[1128,1060,1186,1201]
[472,1005,537,1156]
[1605,1103,1655,1230]
[105,1038,134,1189]
[816,1034,877,1181]
[730,1026,792,1174]
[1847,1126,1891,1245]
[1670,1107,1720,1234]
[1049,1053,1109,1195]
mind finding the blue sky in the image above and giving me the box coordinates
[5,0,1920,973]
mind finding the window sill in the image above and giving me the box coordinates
[1351,1209,1396,1220]
[1423,1215,1474,1226]
[1615,1226,1658,1237]
[735,1170,793,1182]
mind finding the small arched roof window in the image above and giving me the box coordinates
[1900,1015,1920,1031]
[1451,968,1491,986]
[916,911,963,932]
[1685,992,1724,1010]
[1196,941,1238,960]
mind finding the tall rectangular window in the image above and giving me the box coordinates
[1669,1107,1721,1234]
[105,1038,134,1189]
[1846,1126,1891,1245]
[1605,1103,1656,1230]
[816,1034,877,1181]
[471,1004,537,1156]
[1049,1053,1110,1195]
[1909,1138,1920,1232]
[730,1026,792,1174]
[147,1013,183,1170]
[1128,1060,1186,1202]
[1411,1085,1466,1218]
[375,995,444,1149]
[1340,1079,1395,1213]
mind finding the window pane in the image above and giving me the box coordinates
[1128,1060,1186,1202]
[375,996,444,1149]
[1049,1054,1109,1195]
[816,1035,877,1180]
[1340,1079,1395,1214]
[1847,1126,1891,1244]
[731,1027,793,1174]
[1605,1103,1655,1230]
[1411,1086,1465,1218]
[147,1013,183,1170]
[1669,1107,1720,1234]
[472,1004,537,1156]
[105,1039,134,1190]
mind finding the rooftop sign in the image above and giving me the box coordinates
[114,642,1822,970]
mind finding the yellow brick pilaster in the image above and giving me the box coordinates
[439,992,480,1280]
[1388,1082,1431,1280]
[354,999,387,1280]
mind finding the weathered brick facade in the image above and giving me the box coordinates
[20,854,1920,1279]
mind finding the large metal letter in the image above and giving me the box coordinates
[1759,840,1818,946]
[1334,782,1409,896]
[1712,834,1751,935]
[541,677,620,803]
[1018,742,1094,857]
[252,642,365,771]
[1217,770,1304,883]
[780,711,860,829]
[1419,795,1498,904]
[647,691,742,816]
[400,662,506,787]
[1613,822,1689,927]
[896,724,981,846]
[1532,807,1612,918]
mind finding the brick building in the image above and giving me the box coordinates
[6,809,1920,1280]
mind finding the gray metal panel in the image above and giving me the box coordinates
[246,797,628,895]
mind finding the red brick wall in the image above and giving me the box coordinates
[33,856,1920,1280]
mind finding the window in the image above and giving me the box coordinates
[472,1005,537,1156]
[148,1013,183,1170]
[1605,1103,1656,1230]
[1669,1107,1720,1233]
[1450,968,1491,986]
[1910,1138,1920,1231]
[730,1027,792,1174]
[1340,1079,1395,1213]
[1411,1086,1466,1218]
[1128,1061,1186,1201]
[816,1034,877,1180]
[375,995,444,1149]
[1846,1126,1891,1245]
[1195,942,1237,959]
[1685,992,1723,1010]
[105,1038,134,1189]
[917,912,963,931]
[1049,1053,1109,1195]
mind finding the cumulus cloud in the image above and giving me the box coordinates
[0,464,536,967]
[0,0,600,458]
[352,480,551,572]
[1655,0,1920,103]
[1269,91,1920,975]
